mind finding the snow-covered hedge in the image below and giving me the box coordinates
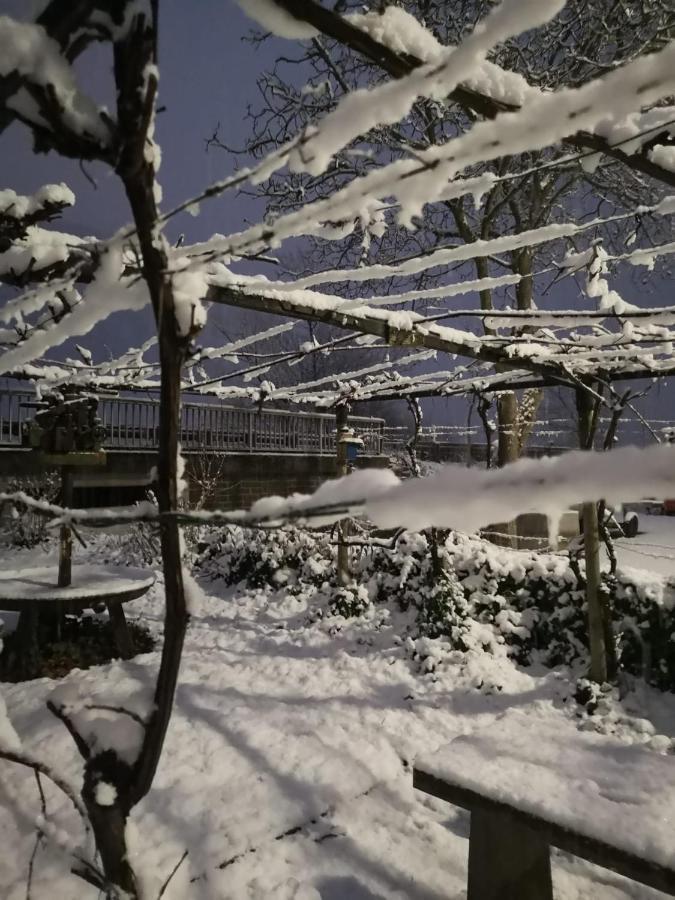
[198,526,675,690]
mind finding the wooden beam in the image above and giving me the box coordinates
[206,283,575,385]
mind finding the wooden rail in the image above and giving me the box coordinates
[414,766,675,899]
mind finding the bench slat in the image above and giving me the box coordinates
[414,767,675,896]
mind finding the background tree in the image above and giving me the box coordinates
[224,0,674,463]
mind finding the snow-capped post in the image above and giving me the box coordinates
[336,401,351,586]
[576,385,608,684]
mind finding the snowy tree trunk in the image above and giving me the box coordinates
[497,392,520,468]
[576,387,608,684]
[581,500,607,683]
[336,404,350,585]
[496,392,519,548]
[83,793,138,897]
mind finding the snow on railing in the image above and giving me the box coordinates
[0,388,385,456]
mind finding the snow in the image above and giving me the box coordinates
[614,514,675,579]
[235,0,318,39]
[416,706,675,868]
[0,239,149,375]
[260,0,565,179]
[649,144,675,174]
[0,689,21,752]
[349,6,540,106]
[0,225,87,279]
[347,7,444,62]
[0,184,75,219]
[204,444,675,534]
[172,256,209,336]
[49,676,149,765]
[597,106,675,159]
[0,16,111,144]
[2,537,675,899]
[260,196,671,292]
[94,781,117,807]
[0,564,155,605]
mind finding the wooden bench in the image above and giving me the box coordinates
[413,710,675,899]
[0,564,155,670]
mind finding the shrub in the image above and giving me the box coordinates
[197,525,675,690]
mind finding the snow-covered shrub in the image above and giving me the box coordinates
[447,532,589,667]
[94,525,160,568]
[445,533,675,691]
[0,471,60,547]
[415,576,470,643]
[198,525,675,690]
[329,583,371,618]
[198,525,333,591]
[612,575,675,691]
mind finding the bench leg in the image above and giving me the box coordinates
[468,808,553,900]
[5,601,41,679]
[107,603,135,660]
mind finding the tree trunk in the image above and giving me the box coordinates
[80,751,138,899]
[110,0,191,863]
[581,500,607,683]
[576,386,608,684]
[496,392,519,547]
[85,802,138,898]
[497,392,519,467]
[336,403,350,585]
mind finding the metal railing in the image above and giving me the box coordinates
[0,389,385,456]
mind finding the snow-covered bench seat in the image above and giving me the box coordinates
[413,711,675,899]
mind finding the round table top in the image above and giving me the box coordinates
[0,564,156,610]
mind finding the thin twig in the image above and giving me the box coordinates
[26,771,46,900]
[157,849,188,899]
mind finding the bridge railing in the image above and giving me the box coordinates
[0,389,385,456]
[0,390,34,446]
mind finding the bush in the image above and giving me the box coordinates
[197,525,675,690]
[0,471,60,548]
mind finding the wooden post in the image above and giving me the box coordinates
[468,808,553,900]
[576,386,608,684]
[336,404,350,586]
[58,467,73,588]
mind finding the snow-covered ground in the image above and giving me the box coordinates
[2,527,675,898]
[614,514,675,578]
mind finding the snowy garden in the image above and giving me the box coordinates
[1,0,675,898]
